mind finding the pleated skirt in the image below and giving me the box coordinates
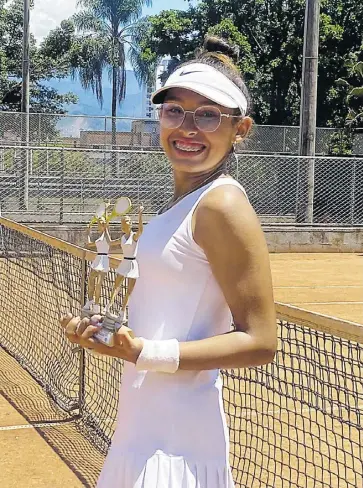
[96,448,235,488]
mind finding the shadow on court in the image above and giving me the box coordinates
[0,347,104,488]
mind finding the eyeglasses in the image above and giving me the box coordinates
[158,103,241,133]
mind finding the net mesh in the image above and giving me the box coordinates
[0,220,362,487]
[223,323,363,487]
[0,225,82,416]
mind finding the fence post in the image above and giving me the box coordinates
[37,178,41,211]
[306,156,315,223]
[295,159,301,221]
[283,127,287,153]
[80,179,84,217]
[351,159,356,224]
[38,113,41,145]
[60,149,65,225]
[19,116,29,211]
[29,148,33,175]
[78,254,87,416]
[104,116,107,169]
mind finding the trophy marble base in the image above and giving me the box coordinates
[81,308,93,320]
[94,311,134,347]
[81,301,101,319]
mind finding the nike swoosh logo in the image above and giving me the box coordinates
[179,70,204,76]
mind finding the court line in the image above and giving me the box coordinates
[0,421,77,432]
[274,285,362,289]
[292,301,363,305]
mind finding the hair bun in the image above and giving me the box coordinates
[203,35,240,62]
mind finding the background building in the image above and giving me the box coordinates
[143,58,170,119]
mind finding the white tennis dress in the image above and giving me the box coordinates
[91,232,110,273]
[115,231,139,279]
[96,178,247,488]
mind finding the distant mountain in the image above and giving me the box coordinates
[45,70,145,118]
[44,70,146,136]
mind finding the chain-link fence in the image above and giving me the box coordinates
[0,146,362,226]
[1,111,363,155]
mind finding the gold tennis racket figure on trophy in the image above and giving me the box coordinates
[82,201,112,317]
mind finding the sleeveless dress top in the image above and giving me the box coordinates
[116,231,140,279]
[91,232,110,273]
[96,177,247,488]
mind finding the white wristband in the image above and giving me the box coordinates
[136,338,180,374]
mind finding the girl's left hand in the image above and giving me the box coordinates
[60,313,143,363]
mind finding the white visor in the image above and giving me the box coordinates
[151,63,248,115]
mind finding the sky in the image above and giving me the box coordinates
[30,0,192,43]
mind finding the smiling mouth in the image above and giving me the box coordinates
[173,141,206,154]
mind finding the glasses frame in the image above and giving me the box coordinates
[157,103,242,133]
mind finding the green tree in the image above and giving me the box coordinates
[0,0,78,148]
[344,60,363,128]
[0,0,76,114]
[328,51,363,155]
[138,0,363,127]
[68,0,152,163]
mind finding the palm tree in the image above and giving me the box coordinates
[337,60,363,128]
[346,61,363,128]
[70,0,153,169]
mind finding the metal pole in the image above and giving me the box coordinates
[0,148,4,172]
[104,116,107,168]
[29,147,33,175]
[60,149,65,224]
[38,113,41,145]
[20,0,30,210]
[351,160,356,225]
[77,255,88,415]
[299,0,320,223]
[283,127,287,153]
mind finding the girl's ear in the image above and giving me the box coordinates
[235,116,253,144]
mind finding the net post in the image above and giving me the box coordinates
[78,252,88,415]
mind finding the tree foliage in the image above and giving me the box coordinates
[341,56,363,128]
[328,50,363,155]
[0,0,77,113]
[138,0,363,126]
[65,0,153,117]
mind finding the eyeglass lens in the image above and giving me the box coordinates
[160,103,222,132]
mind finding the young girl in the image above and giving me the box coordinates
[62,36,277,488]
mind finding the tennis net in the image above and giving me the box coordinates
[0,217,362,487]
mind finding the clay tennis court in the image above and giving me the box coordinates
[1,245,362,487]
[270,253,363,325]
